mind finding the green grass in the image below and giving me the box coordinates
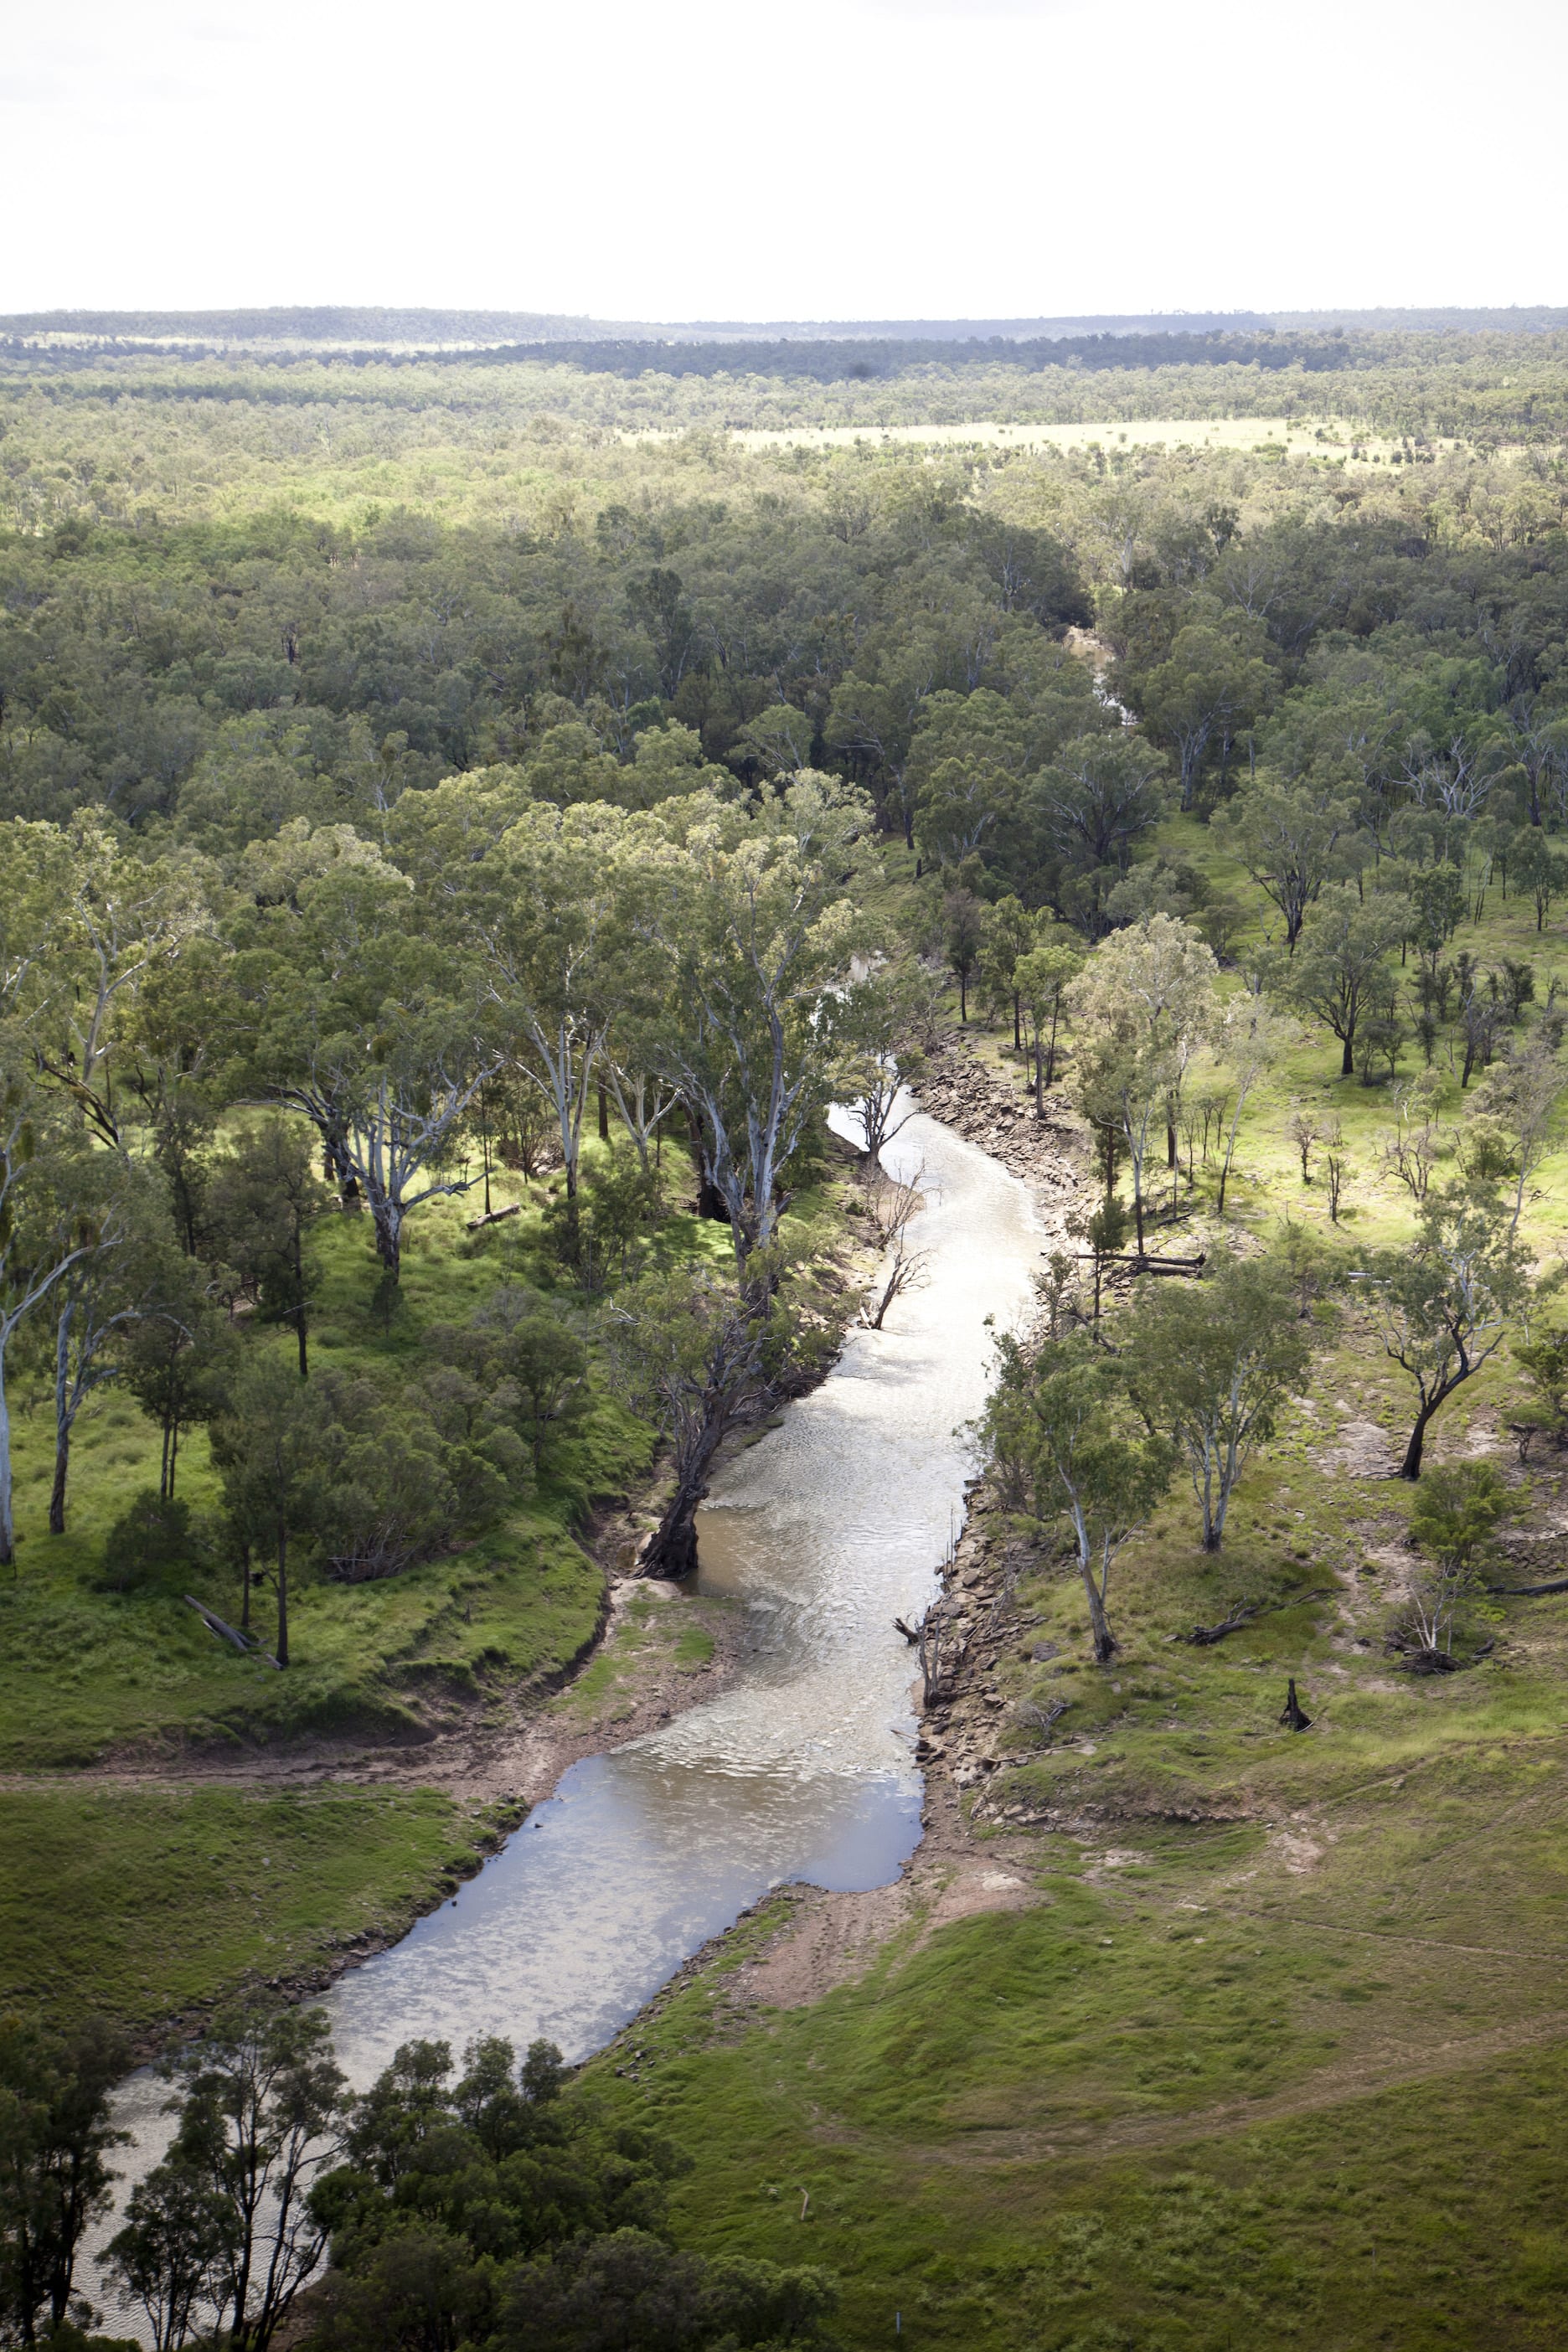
[577,1574,1568,2347]
[0,1782,507,2040]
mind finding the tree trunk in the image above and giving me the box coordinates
[276,1528,290,1667]
[685,1108,730,1224]
[1081,1565,1118,1663]
[49,1429,69,1537]
[51,1303,72,1534]
[597,1084,610,1142]
[0,1349,13,1571]
[959,972,967,1024]
[640,1473,709,1578]
[1399,1399,1441,1481]
[1340,1033,1354,1077]
[370,1193,401,1275]
[291,1230,308,1375]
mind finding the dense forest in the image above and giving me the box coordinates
[7,337,1568,2350]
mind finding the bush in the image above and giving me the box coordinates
[101,1490,199,1594]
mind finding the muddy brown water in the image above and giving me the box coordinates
[95,1106,1038,2319]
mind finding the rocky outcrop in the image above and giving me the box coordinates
[914,1029,1085,1234]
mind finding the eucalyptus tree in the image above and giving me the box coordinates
[1361,1184,1529,1478]
[1065,915,1218,1251]
[34,1158,168,1534]
[32,816,211,1149]
[982,1333,1173,1663]
[1210,777,1359,950]
[1288,884,1405,1078]
[1122,1250,1316,1550]
[1014,938,1081,1108]
[231,853,502,1275]
[835,960,929,1167]
[632,774,870,1284]
[472,801,627,1204]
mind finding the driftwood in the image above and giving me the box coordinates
[893,1616,921,1645]
[1179,1588,1332,1646]
[465,1203,521,1233]
[183,1594,281,1669]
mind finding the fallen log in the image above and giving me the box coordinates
[1179,1587,1332,1646]
[1488,1575,1568,1596]
[1064,1250,1207,1278]
[183,1594,281,1669]
[465,1203,521,1232]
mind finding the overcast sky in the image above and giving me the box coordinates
[3,0,1562,322]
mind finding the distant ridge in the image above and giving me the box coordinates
[3,305,1567,356]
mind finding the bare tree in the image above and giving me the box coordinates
[863,1169,934,1330]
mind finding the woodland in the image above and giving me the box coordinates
[5,329,1568,2349]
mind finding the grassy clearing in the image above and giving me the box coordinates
[726,417,1421,466]
[0,1782,506,2042]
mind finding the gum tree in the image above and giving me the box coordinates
[1361,1186,1528,1479]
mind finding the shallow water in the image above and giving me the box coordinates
[98,1106,1038,2306]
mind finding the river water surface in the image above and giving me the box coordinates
[100,1105,1038,2300]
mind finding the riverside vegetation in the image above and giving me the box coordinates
[7,321,1568,2346]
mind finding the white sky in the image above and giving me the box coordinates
[2,0,1563,322]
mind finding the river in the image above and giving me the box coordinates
[96,1103,1039,2316]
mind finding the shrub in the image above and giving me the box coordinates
[101,1490,199,1594]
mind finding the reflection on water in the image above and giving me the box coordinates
[97,1107,1039,2291]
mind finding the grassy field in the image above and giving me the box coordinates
[0,1784,508,2046]
[569,823,1568,2348]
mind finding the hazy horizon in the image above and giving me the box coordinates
[3,0,1563,322]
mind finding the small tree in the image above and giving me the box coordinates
[1123,1251,1317,1550]
[209,1355,329,1666]
[1362,1187,1528,1478]
[1210,998,1288,1213]
[835,962,928,1168]
[1289,885,1403,1079]
[1014,941,1081,1112]
[977,895,1038,1047]
[1401,1460,1509,1666]
[983,1338,1173,1662]
[208,1120,329,1376]
[107,2157,230,2352]
[863,1169,931,1330]
[1468,1034,1564,1234]
[1065,1194,1129,1328]
[942,889,985,1024]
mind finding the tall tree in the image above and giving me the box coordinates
[0,2016,129,2346]
[633,776,868,1282]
